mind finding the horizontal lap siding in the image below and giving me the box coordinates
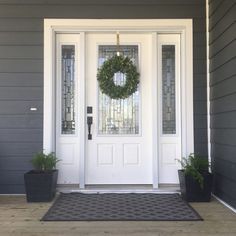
[209,0,236,208]
[0,0,206,193]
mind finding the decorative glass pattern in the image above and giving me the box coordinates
[61,45,75,134]
[98,45,139,135]
[162,45,176,134]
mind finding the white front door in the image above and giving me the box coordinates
[85,33,153,184]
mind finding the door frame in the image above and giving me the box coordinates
[44,19,194,189]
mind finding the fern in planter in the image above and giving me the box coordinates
[24,151,60,202]
[178,153,210,189]
[177,153,212,202]
[31,151,59,172]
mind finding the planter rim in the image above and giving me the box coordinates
[178,169,212,175]
[24,169,58,175]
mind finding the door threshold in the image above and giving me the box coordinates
[57,184,180,194]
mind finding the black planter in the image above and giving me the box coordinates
[178,170,213,202]
[24,169,58,202]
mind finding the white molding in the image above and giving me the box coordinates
[79,32,86,189]
[206,0,211,165]
[185,21,194,155]
[179,21,194,157]
[151,32,158,189]
[44,19,194,188]
[44,22,56,153]
[213,194,236,214]
[44,19,192,33]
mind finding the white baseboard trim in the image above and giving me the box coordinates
[213,194,236,214]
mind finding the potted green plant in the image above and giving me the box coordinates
[178,153,213,202]
[24,151,60,202]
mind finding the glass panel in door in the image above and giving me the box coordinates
[61,45,76,135]
[162,45,176,135]
[98,45,140,135]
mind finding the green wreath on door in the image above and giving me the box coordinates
[97,55,140,99]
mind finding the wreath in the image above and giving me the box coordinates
[97,55,140,99]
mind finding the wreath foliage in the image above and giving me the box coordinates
[97,55,140,99]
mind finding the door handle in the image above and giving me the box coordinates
[87,116,93,140]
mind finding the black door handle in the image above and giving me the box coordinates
[87,116,93,140]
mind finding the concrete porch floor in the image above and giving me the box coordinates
[0,195,236,236]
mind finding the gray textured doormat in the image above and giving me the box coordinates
[42,193,202,221]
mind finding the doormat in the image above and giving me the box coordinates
[42,193,202,221]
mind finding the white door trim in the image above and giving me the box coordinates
[79,32,86,188]
[44,19,193,189]
[151,32,158,188]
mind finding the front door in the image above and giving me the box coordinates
[85,33,153,184]
[55,30,184,187]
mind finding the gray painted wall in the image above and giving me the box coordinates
[209,0,236,208]
[0,0,207,193]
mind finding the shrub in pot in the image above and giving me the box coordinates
[24,152,60,202]
[178,153,212,202]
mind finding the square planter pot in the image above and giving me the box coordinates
[178,170,213,202]
[24,169,58,202]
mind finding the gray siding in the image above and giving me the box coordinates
[0,0,207,193]
[209,0,236,208]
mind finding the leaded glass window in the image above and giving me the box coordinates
[98,45,139,135]
[61,45,75,135]
[162,45,176,134]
